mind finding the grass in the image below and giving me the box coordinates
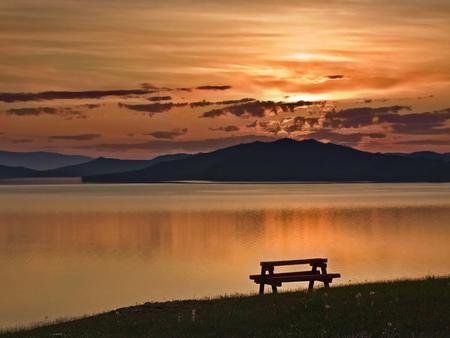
[2,277,449,337]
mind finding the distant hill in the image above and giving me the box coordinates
[0,150,92,170]
[41,153,192,177]
[388,151,450,162]
[0,164,39,179]
[84,139,450,183]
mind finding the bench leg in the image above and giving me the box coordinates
[271,284,278,294]
[308,265,318,291]
[321,264,330,288]
[259,283,264,295]
[308,280,314,291]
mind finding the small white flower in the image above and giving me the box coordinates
[191,309,197,322]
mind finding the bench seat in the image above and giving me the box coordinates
[251,273,340,284]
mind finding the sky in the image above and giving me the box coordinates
[0,0,449,159]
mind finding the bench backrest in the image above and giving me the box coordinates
[260,258,327,268]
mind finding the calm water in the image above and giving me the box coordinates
[0,183,449,328]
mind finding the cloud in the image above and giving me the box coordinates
[246,120,258,128]
[259,121,283,134]
[283,116,321,133]
[325,105,411,128]
[75,135,276,153]
[118,102,188,115]
[196,85,232,91]
[379,109,450,135]
[49,134,101,141]
[146,128,188,139]
[201,100,316,118]
[0,89,152,102]
[190,100,215,108]
[148,96,172,102]
[326,75,345,79]
[305,130,386,144]
[209,125,240,132]
[190,98,255,108]
[5,106,87,119]
[395,139,450,146]
[12,138,33,143]
[7,107,58,116]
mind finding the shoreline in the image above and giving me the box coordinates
[3,276,449,337]
[1,178,450,186]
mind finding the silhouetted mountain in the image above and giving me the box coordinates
[84,139,450,183]
[387,151,450,162]
[41,153,192,177]
[0,164,39,179]
[0,150,92,170]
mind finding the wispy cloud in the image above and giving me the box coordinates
[209,125,240,132]
[49,134,101,141]
[201,100,317,118]
[146,128,188,139]
[0,89,152,102]
[118,102,188,116]
[196,85,232,91]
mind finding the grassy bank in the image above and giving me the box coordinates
[2,277,449,337]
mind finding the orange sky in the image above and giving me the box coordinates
[0,0,449,158]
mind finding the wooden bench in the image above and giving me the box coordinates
[249,258,340,294]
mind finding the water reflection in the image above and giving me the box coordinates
[0,183,449,328]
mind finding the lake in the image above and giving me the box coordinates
[0,183,449,329]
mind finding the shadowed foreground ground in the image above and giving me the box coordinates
[2,277,449,337]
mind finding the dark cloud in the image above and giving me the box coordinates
[176,87,192,92]
[246,120,258,128]
[190,100,215,108]
[217,98,255,105]
[190,98,255,108]
[284,116,321,133]
[146,128,188,140]
[82,104,101,109]
[118,102,188,115]
[75,135,276,153]
[196,85,232,91]
[325,105,410,128]
[395,139,450,146]
[49,134,101,141]
[12,138,32,143]
[305,130,386,144]
[259,121,282,134]
[201,100,316,118]
[209,125,240,132]
[0,89,152,103]
[379,109,450,135]
[391,125,450,135]
[5,106,87,119]
[326,75,345,79]
[7,107,58,116]
[148,96,172,102]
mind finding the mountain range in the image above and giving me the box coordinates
[83,139,450,183]
[40,153,192,177]
[0,150,92,170]
[1,139,449,182]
